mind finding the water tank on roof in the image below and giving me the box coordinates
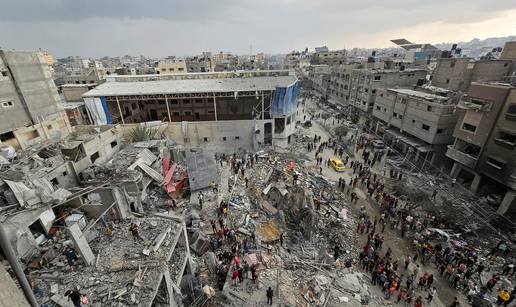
[416,79,425,86]
[372,50,376,56]
[451,44,457,50]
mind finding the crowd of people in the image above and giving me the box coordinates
[308,128,516,306]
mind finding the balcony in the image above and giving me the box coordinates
[446,144,479,169]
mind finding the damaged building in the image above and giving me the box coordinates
[82,70,300,149]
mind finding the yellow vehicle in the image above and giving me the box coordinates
[330,157,346,172]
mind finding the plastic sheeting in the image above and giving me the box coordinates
[271,81,300,117]
[84,96,111,125]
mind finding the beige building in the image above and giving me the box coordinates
[431,58,512,92]
[446,82,516,216]
[42,50,55,66]
[157,58,187,74]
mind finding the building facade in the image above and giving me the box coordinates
[0,50,64,138]
[446,82,516,215]
[431,58,512,92]
[82,71,300,149]
[373,87,459,163]
[328,66,427,113]
[157,58,187,74]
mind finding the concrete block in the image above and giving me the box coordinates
[67,223,95,266]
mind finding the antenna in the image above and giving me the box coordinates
[250,44,253,57]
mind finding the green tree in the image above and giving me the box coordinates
[130,125,154,142]
[335,126,349,140]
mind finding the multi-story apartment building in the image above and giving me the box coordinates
[328,65,427,113]
[431,58,512,91]
[311,49,346,66]
[0,50,63,136]
[446,82,516,215]
[185,56,213,73]
[373,87,459,162]
[157,58,187,74]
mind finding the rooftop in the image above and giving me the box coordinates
[83,75,297,97]
[388,88,450,102]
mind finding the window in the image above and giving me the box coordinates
[90,152,100,163]
[62,171,68,177]
[462,122,477,133]
[393,112,398,117]
[504,63,509,67]
[422,124,430,131]
[0,131,15,141]
[171,100,179,105]
[1,101,13,108]
[486,157,505,170]
[203,137,209,142]
[169,68,174,71]
[183,138,190,143]
[234,136,240,140]
[450,61,455,68]
[110,140,118,148]
[412,119,416,123]
[495,131,516,147]
[427,106,433,112]
[184,111,191,116]
[398,114,403,119]
[195,99,203,104]
[131,103,136,109]
[372,89,376,94]
[445,79,450,84]
[222,137,227,141]
[1,71,7,77]
[374,76,381,81]
[376,106,381,111]
[437,128,445,134]
[506,104,516,120]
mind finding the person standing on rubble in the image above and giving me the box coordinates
[198,192,203,210]
[129,223,143,241]
[211,180,218,193]
[431,189,438,201]
[65,289,83,307]
[211,220,217,234]
[63,246,78,271]
[266,286,274,305]
[232,267,239,287]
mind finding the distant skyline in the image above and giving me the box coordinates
[1,0,515,58]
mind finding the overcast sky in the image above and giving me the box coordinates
[1,0,515,58]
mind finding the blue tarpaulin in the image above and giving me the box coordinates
[100,96,111,124]
[271,81,299,117]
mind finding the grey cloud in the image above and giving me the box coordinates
[0,0,514,57]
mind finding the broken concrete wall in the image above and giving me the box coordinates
[281,187,316,240]
[112,187,130,219]
[11,112,72,150]
[44,161,78,189]
[66,223,95,266]
[78,125,122,165]
[1,206,55,259]
[119,120,271,153]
